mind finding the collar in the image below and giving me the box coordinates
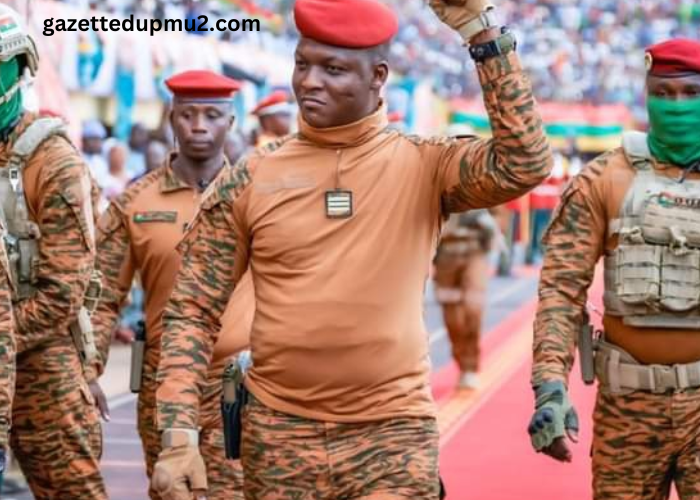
[160,152,230,193]
[297,101,389,149]
[160,153,194,193]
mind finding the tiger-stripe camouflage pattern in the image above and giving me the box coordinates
[93,163,244,498]
[139,361,244,500]
[156,49,551,432]
[530,150,614,387]
[0,114,106,499]
[531,147,700,499]
[241,395,440,500]
[156,50,549,498]
[0,221,15,450]
[592,388,700,499]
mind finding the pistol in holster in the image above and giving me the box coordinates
[69,270,102,365]
[222,357,249,460]
[130,320,147,393]
[578,311,598,385]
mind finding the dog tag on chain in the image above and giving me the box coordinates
[325,190,353,219]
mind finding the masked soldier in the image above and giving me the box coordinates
[434,209,498,389]
[529,39,700,499]
[92,70,252,499]
[0,5,107,498]
[0,220,15,494]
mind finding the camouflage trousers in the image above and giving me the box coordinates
[592,387,700,499]
[433,252,488,373]
[10,343,107,500]
[241,395,440,500]
[140,358,243,500]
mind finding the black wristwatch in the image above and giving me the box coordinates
[468,27,517,63]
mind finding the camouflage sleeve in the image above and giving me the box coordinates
[435,52,552,213]
[0,232,16,449]
[531,155,610,387]
[156,162,251,431]
[14,139,96,353]
[87,203,136,382]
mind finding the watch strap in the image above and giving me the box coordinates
[469,29,517,63]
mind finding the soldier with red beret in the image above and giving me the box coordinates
[530,38,700,499]
[91,70,253,499]
[251,90,294,147]
[153,0,552,498]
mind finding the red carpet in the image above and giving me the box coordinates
[434,267,607,499]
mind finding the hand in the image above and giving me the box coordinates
[528,381,579,463]
[427,0,491,36]
[114,326,135,344]
[89,381,111,422]
[152,444,208,500]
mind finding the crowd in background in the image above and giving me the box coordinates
[51,0,700,124]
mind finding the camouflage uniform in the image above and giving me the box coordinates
[433,210,496,379]
[532,136,700,499]
[0,113,106,499]
[156,48,551,499]
[93,161,245,499]
[0,220,15,455]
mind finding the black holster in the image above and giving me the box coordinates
[222,383,249,460]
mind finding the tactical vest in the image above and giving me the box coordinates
[604,131,700,329]
[0,117,99,362]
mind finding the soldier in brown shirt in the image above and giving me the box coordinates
[92,71,251,499]
[433,209,498,389]
[153,0,552,498]
[529,39,700,499]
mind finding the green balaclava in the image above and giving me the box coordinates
[0,57,22,133]
[647,94,700,168]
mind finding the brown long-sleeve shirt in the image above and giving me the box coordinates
[532,149,700,387]
[157,51,552,430]
[92,160,253,375]
[0,114,96,355]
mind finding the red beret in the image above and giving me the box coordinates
[252,90,293,116]
[387,111,404,123]
[646,39,700,77]
[165,70,242,100]
[294,0,398,49]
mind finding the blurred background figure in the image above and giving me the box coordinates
[250,90,294,147]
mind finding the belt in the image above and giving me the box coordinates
[595,340,700,393]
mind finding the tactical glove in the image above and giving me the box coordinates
[152,429,207,500]
[528,381,579,453]
[427,0,495,42]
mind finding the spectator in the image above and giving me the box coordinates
[102,141,130,200]
[81,119,109,187]
[126,123,149,178]
[145,139,169,173]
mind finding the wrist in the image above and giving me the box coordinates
[469,27,517,64]
[161,428,199,449]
